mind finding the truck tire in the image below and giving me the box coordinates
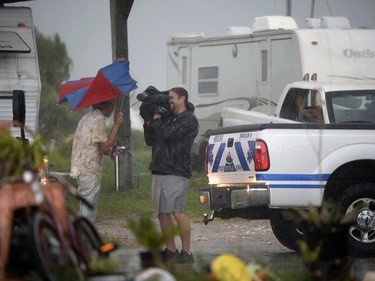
[337,182,375,257]
[269,211,300,251]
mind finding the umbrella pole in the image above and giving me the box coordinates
[115,96,125,191]
[115,155,119,191]
[114,97,123,191]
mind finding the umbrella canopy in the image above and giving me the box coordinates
[59,60,138,111]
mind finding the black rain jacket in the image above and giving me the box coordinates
[143,108,199,178]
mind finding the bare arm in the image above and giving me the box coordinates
[101,112,124,155]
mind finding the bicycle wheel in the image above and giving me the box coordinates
[73,215,106,267]
[29,212,84,281]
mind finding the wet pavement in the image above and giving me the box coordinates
[96,217,375,280]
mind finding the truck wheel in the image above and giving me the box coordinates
[337,182,375,257]
[269,211,299,251]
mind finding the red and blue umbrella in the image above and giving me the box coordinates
[59,60,138,111]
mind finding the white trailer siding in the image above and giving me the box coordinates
[167,17,375,160]
[167,31,302,156]
[296,29,375,80]
[0,7,41,138]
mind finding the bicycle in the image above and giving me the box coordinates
[2,171,115,281]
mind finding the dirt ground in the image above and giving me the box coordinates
[95,215,286,252]
[94,216,297,276]
[94,216,375,280]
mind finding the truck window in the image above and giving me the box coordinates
[279,88,323,123]
[326,90,375,124]
[279,88,309,121]
[198,66,218,94]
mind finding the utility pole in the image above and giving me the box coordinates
[110,0,134,190]
[286,0,292,16]
[310,0,315,18]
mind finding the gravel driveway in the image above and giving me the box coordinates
[95,216,286,252]
[95,216,295,276]
[95,216,375,280]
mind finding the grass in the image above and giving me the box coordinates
[64,130,210,222]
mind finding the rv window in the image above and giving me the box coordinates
[198,66,218,94]
[261,50,268,82]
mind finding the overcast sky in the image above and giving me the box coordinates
[9,0,375,128]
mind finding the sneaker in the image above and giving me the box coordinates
[176,250,195,264]
[161,248,180,263]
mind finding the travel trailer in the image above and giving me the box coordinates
[166,15,375,166]
[0,6,41,138]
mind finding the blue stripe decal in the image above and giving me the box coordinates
[256,174,330,181]
[235,141,250,171]
[207,143,215,167]
[270,184,325,189]
[212,143,226,172]
[248,141,255,163]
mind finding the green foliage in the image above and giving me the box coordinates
[127,215,180,250]
[292,201,356,281]
[0,130,47,177]
[297,239,322,264]
[36,32,71,85]
[294,200,356,226]
[89,257,121,275]
[35,30,87,147]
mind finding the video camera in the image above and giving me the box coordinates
[137,86,171,123]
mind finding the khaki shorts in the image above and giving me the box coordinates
[152,174,189,214]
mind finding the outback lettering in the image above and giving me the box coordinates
[343,48,375,58]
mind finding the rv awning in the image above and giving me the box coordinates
[0,31,31,53]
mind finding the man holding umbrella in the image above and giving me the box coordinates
[71,100,124,223]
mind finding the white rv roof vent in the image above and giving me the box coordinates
[227,26,252,35]
[252,16,298,32]
[170,32,205,40]
[320,16,351,29]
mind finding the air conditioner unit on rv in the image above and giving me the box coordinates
[252,16,298,32]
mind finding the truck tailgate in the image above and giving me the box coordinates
[207,131,257,185]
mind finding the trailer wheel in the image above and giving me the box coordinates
[269,211,299,251]
[337,182,375,257]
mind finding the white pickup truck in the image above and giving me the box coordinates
[198,80,375,256]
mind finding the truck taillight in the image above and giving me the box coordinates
[254,139,269,171]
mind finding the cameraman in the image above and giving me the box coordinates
[143,87,199,264]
